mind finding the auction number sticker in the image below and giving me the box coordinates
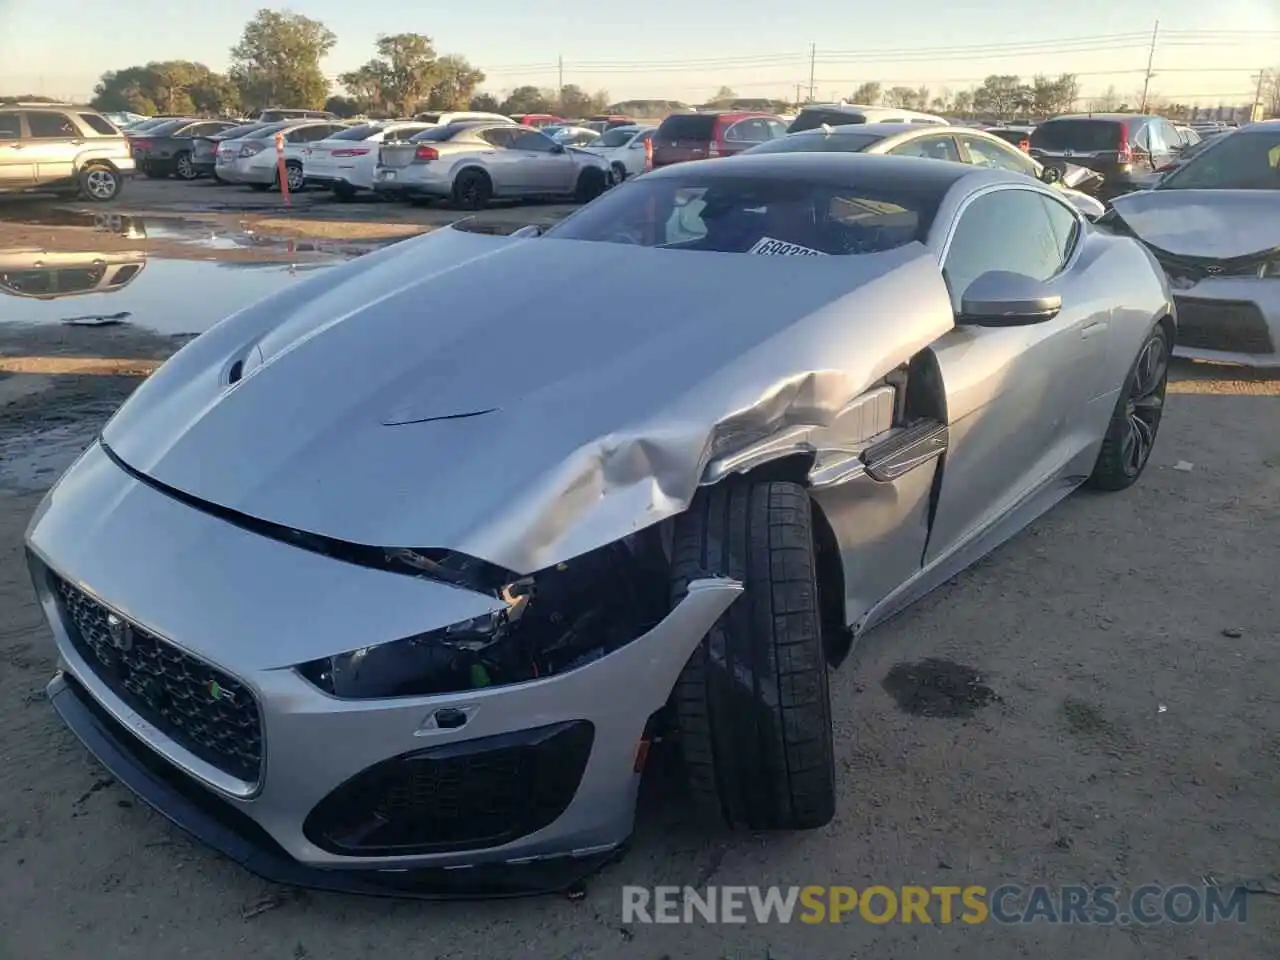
[747,236,827,257]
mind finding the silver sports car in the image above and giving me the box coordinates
[1106,120,1280,367]
[26,153,1174,897]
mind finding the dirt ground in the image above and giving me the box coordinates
[0,188,1278,958]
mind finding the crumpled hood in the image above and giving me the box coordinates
[1109,189,1280,260]
[103,226,953,573]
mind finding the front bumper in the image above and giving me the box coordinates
[26,442,740,886]
[1168,278,1280,367]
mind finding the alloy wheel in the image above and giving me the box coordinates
[1120,332,1168,477]
[176,153,195,179]
[287,165,304,192]
[84,169,118,200]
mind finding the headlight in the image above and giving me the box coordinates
[296,534,670,700]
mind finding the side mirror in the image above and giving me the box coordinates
[550,143,566,154]
[958,271,1061,326]
[1038,164,1063,185]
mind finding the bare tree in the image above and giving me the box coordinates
[1088,85,1121,112]
[849,81,882,105]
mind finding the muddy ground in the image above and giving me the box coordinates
[0,187,1278,960]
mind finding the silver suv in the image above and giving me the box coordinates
[0,103,135,202]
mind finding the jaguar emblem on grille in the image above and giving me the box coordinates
[105,613,133,652]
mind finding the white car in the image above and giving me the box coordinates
[581,124,656,181]
[413,110,514,126]
[304,121,436,198]
[787,102,949,133]
[216,120,351,192]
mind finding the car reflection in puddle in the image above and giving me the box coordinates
[0,213,397,337]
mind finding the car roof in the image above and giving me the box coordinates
[791,122,923,137]
[646,151,984,189]
[1238,120,1280,134]
[1044,113,1156,122]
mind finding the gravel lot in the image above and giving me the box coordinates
[1,186,1278,959]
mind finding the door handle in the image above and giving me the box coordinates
[69,140,83,146]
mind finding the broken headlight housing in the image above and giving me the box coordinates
[296,534,671,699]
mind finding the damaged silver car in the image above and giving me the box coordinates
[1106,120,1280,366]
[26,153,1174,898]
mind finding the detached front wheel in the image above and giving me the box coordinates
[669,481,837,831]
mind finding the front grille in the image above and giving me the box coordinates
[304,721,594,856]
[1174,297,1275,355]
[51,574,263,784]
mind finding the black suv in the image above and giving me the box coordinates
[1029,114,1183,199]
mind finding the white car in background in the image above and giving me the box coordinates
[544,125,602,147]
[581,124,656,181]
[216,120,351,192]
[413,110,515,126]
[304,121,436,198]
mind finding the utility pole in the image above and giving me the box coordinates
[557,55,564,97]
[1252,68,1268,122]
[794,83,802,109]
[808,43,816,103]
[1138,19,1159,113]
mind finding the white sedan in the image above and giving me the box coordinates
[304,121,436,198]
[581,124,656,181]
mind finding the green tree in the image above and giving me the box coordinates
[340,33,439,116]
[324,95,363,118]
[469,92,501,112]
[427,55,486,111]
[952,89,974,116]
[500,85,553,115]
[849,81,882,105]
[556,83,596,117]
[338,63,389,115]
[90,61,238,115]
[713,85,737,101]
[972,75,1024,117]
[229,9,336,112]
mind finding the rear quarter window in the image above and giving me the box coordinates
[1031,120,1123,152]
[79,113,119,135]
[656,114,717,140]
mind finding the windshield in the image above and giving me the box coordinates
[1030,119,1122,152]
[330,123,382,141]
[542,174,939,255]
[597,128,638,147]
[744,132,883,155]
[145,120,187,137]
[1159,130,1280,190]
[218,123,268,140]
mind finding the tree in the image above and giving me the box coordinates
[324,95,363,118]
[882,86,915,109]
[91,61,238,115]
[713,85,737,101]
[356,33,440,116]
[469,92,501,112]
[952,89,974,116]
[427,55,485,111]
[1088,85,1121,112]
[972,75,1025,118]
[500,85,553,115]
[338,64,388,116]
[849,81,882,105]
[556,83,609,117]
[229,9,336,112]
[1265,70,1280,118]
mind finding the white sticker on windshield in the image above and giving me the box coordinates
[747,236,828,257]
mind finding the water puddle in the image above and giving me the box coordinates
[0,211,406,336]
[882,658,1000,718]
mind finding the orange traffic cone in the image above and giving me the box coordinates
[643,135,654,174]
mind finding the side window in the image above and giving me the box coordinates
[764,119,788,139]
[725,118,770,143]
[511,130,555,152]
[25,112,79,139]
[185,123,220,137]
[289,126,328,143]
[1037,195,1080,266]
[79,113,118,135]
[1159,121,1181,152]
[962,136,1037,175]
[0,112,22,139]
[1134,122,1153,152]
[888,134,961,162]
[941,190,1064,310]
[480,128,515,147]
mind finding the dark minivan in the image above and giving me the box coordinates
[1029,114,1183,199]
[651,111,787,168]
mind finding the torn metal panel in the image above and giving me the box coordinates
[1109,189,1280,260]
[103,225,955,574]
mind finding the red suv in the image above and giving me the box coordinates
[651,111,788,167]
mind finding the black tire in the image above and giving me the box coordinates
[1086,323,1170,491]
[669,481,836,831]
[611,161,628,184]
[452,169,491,210]
[78,163,122,202]
[174,151,197,180]
[285,161,305,193]
[332,182,357,201]
[574,167,607,203]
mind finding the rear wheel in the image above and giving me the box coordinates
[669,481,837,831]
[174,151,197,180]
[285,161,305,193]
[79,163,122,202]
[574,167,607,203]
[1086,323,1170,491]
[611,161,628,184]
[452,170,491,210]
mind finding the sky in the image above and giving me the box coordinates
[1,0,1277,106]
